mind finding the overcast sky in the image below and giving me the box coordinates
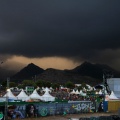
[0,0,120,71]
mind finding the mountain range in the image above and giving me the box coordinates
[7,62,120,86]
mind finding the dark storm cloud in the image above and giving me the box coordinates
[0,0,120,61]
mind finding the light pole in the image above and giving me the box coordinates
[4,77,10,120]
[103,74,105,101]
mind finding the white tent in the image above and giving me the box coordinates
[70,89,76,94]
[75,90,80,94]
[79,90,83,95]
[86,84,93,91]
[81,92,87,96]
[50,87,54,90]
[3,89,17,100]
[42,87,51,93]
[79,90,86,96]
[109,91,119,100]
[42,87,45,90]
[17,89,29,101]
[29,89,42,100]
[98,90,103,95]
[41,89,55,101]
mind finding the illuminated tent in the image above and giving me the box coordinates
[17,89,29,101]
[70,89,76,94]
[29,89,42,100]
[3,89,17,100]
[79,90,86,96]
[75,90,80,94]
[41,88,55,101]
[42,87,51,93]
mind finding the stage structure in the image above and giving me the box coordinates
[107,78,120,98]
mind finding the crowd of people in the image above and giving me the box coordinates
[51,89,103,102]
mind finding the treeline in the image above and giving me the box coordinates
[0,79,89,91]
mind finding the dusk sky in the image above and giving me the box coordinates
[0,1,120,71]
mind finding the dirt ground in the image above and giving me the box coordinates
[22,111,119,120]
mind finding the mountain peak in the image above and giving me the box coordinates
[28,63,35,66]
[72,62,120,79]
[12,63,44,80]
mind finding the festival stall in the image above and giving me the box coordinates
[29,89,42,100]
[3,89,17,101]
[40,88,55,101]
[16,89,29,101]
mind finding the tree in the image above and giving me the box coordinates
[35,80,44,87]
[45,81,51,88]
[1,80,7,90]
[9,82,17,88]
[17,84,24,89]
[81,83,88,90]
[51,83,59,89]
[1,80,7,88]
[65,81,74,89]
[22,80,37,88]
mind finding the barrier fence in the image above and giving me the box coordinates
[0,101,115,119]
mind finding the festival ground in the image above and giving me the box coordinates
[21,111,118,120]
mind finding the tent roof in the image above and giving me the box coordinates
[17,89,29,98]
[17,89,29,101]
[70,89,76,94]
[29,89,41,99]
[41,90,55,101]
[99,90,103,95]
[109,91,119,99]
[42,87,51,92]
[3,89,17,99]
[75,90,80,94]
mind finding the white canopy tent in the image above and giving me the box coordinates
[70,89,76,94]
[17,89,29,101]
[42,87,51,93]
[3,89,17,100]
[98,90,103,95]
[109,91,119,100]
[75,90,80,94]
[81,92,87,96]
[79,90,86,96]
[79,90,83,95]
[41,88,55,101]
[29,89,42,100]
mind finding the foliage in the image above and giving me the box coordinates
[22,80,37,88]
[77,86,83,91]
[36,80,52,88]
[45,81,51,88]
[81,82,88,89]
[1,80,7,88]
[17,84,24,89]
[35,80,44,87]
[9,82,17,87]
[51,83,59,89]
[65,81,74,89]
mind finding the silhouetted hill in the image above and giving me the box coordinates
[12,63,44,80]
[37,68,100,85]
[10,62,120,85]
[70,62,120,79]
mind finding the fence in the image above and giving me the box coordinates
[0,101,96,118]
